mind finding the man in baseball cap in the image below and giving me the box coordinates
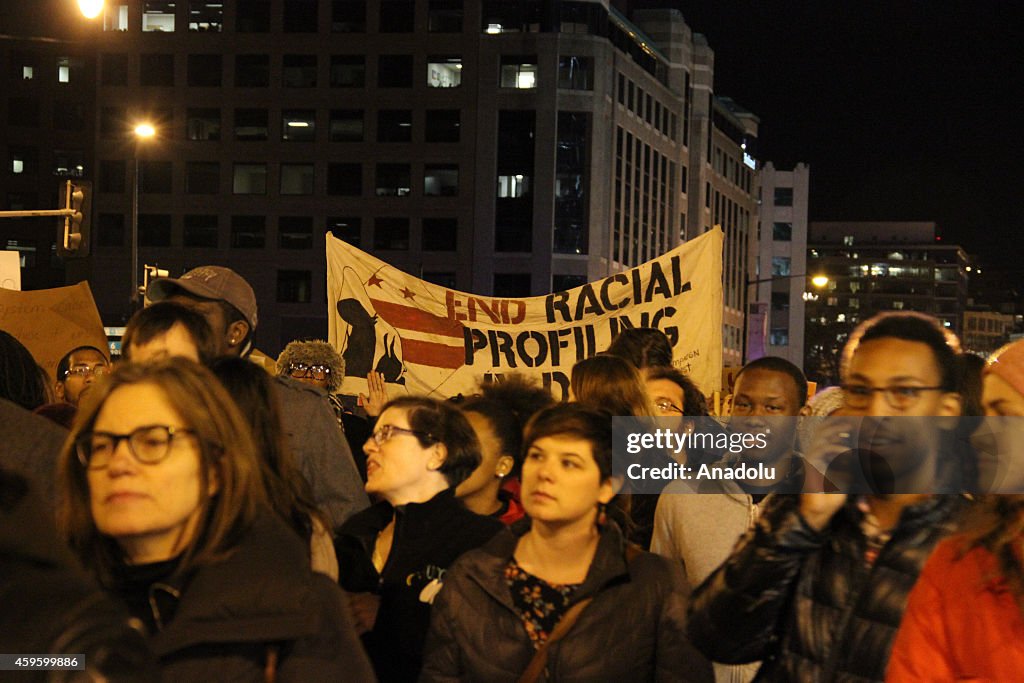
[147,265,369,531]
[148,265,258,357]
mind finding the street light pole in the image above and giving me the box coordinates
[130,123,155,309]
[742,272,829,364]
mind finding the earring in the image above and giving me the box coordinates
[597,502,607,526]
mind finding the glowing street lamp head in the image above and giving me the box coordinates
[134,123,156,138]
[78,0,104,19]
[810,275,830,288]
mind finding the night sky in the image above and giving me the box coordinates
[632,1,1021,270]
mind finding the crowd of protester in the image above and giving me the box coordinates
[3,263,1024,682]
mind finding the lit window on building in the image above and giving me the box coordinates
[500,57,537,88]
[22,66,33,80]
[105,2,128,31]
[188,1,223,31]
[771,256,791,277]
[143,1,176,32]
[497,175,530,198]
[427,57,462,87]
[282,110,316,141]
[424,165,459,196]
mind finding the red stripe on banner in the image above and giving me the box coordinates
[402,339,464,369]
[370,299,464,338]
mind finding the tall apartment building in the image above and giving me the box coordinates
[751,162,809,366]
[805,221,968,384]
[708,96,759,367]
[3,1,765,362]
[62,0,718,353]
[0,2,95,291]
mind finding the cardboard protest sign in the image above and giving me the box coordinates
[327,230,723,401]
[0,281,109,382]
[0,251,20,291]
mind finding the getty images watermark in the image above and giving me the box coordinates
[612,416,1024,495]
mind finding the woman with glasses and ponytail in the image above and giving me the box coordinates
[420,403,713,683]
[335,396,503,682]
[57,358,373,682]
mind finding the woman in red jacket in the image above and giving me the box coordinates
[887,339,1024,681]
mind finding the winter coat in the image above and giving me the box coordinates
[0,468,158,681]
[420,521,714,683]
[0,397,68,506]
[336,488,503,682]
[274,376,369,532]
[688,494,967,682]
[886,536,1024,681]
[115,511,374,682]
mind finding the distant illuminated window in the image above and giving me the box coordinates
[497,174,529,198]
[143,1,176,32]
[500,57,537,89]
[22,66,33,80]
[427,57,462,88]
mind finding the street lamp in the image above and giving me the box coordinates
[742,272,830,363]
[78,0,104,19]
[131,122,156,308]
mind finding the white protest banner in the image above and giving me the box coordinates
[327,229,723,401]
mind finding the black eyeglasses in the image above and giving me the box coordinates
[654,399,684,415]
[368,424,434,447]
[841,384,945,410]
[288,363,331,381]
[75,425,197,470]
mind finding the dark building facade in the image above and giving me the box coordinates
[805,221,968,384]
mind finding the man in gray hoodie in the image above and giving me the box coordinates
[651,356,810,683]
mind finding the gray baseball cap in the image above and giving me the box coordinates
[147,265,258,330]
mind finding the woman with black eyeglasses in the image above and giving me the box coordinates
[57,358,374,681]
[335,396,503,683]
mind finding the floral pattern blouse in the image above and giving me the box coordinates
[505,559,581,649]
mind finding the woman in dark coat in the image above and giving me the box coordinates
[421,403,713,682]
[336,396,503,682]
[58,359,374,682]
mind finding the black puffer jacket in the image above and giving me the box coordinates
[420,522,713,682]
[687,494,967,682]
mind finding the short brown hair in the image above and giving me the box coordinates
[122,301,219,365]
[523,403,614,481]
[58,358,266,585]
[383,396,481,488]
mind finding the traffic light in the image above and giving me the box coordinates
[57,179,91,257]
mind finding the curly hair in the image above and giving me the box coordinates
[460,374,555,477]
[276,340,345,392]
